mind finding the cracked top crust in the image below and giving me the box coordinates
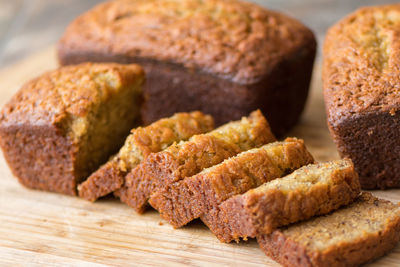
[0,62,144,138]
[58,0,315,84]
[323,4,400,123]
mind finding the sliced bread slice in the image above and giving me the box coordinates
[258,192,400,267]
[204,159,360,242]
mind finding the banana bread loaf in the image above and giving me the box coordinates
[323,4,400,189]
[149,138,314,228]
[218,159,360,242]
[118,110,275,213]
[0,63,144,195]
[78,111,214,201]
[57,0,316,136]
[258,192,400,267]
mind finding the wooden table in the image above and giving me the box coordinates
[0,46,400,266]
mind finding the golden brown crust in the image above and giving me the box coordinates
[123,111,214,159]
[149,138,314,228]
[258,193,400,267]
[0,63,144,195]
[0,63,143,127]
[118,110,275,213]
[219,159,360,242]
[323,4,400,189]
[58,0,315,84]
[323,4,400,118]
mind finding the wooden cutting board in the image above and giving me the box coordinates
[0,47,399,267]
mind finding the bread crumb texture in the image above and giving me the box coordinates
[281,193,400,251]
[252,159,358,195]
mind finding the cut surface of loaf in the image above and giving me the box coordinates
[78,111,214,201]
[0,63,144,195]
[258,192,400,267]
[58,0,316,135]
[323,4,400,189]
[218,159,360,242]
[149,138,314,228]
[118,110,275,213]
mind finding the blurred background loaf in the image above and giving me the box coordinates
[56,0,316,136]
[2,0,399,67]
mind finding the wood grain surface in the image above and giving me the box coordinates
[0,47,399,266]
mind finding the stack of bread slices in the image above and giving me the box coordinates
[1,71,400,265]
[87,107,399,267]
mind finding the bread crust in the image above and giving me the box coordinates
[0,125,77,194]
[58,0,314,83]
[118,110,275,213]
[323,4,400,188]
[78,161,124,201]
[149,138,314,228]
[0,63,144,195]
[57,0,316,135]
[78,111,214,201]
[258,193,400,267]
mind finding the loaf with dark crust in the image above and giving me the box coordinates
[78,111,214,201]
[118,110,275,213]
[0,63,144,195]
[57,0,316,135]
[149,138,314,228]
[323,4,400,189]
[258,192,400,267]
[218,159,360,242]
